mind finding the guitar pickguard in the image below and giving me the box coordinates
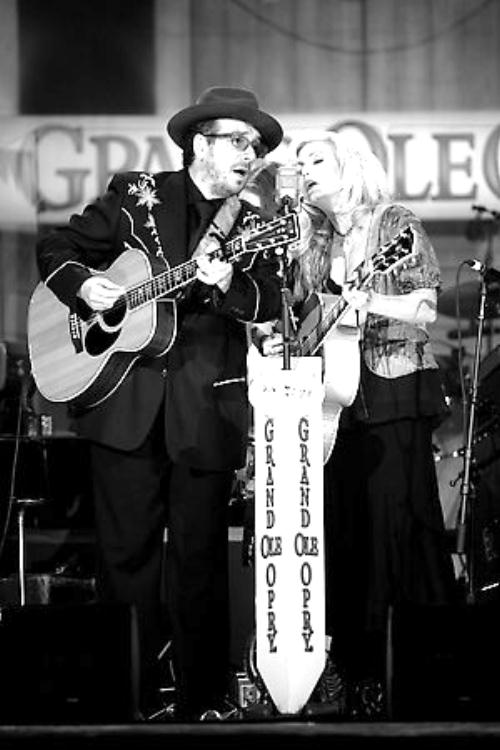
[85,321,122,357]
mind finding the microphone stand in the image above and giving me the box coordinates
[277,196,295,371]
[483,220,496,355]
[456,276,488,603]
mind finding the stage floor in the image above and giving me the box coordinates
[1,721,500,750]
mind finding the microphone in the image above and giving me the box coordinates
[275,165,301,211]
[471,204,500,220]
[465,258,500,283]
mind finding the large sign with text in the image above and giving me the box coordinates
[250,356,325,714]
[0,111,499,227]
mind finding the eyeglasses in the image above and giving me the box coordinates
[201,131,267,159]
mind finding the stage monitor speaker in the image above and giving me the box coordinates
[0,602,139,724]
[387,601,500,721]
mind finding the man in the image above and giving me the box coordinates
[36,87,284,721]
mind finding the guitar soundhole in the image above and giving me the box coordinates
[85,324,121,357]
[102,297,127,328]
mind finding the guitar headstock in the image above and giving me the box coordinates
[243,212,300,253]
[214,212,300,264]
[371,226,415,275]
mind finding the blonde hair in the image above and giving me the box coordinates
[296,132,391,215]
[293,132,391,298]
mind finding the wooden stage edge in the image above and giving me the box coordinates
[1,722,500,749]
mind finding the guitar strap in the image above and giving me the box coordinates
[344,203,390,338]
[191,195,242,259]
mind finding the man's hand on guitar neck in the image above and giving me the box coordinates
[196,254,234,294]
[78,276,125,311]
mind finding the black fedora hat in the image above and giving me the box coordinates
[167,86,283,153]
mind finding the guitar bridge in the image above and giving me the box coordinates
[68,312,84,353]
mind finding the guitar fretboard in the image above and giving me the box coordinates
[299,295,351,357]
[124,236,246,310]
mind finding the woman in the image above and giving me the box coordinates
[285,133,457,716]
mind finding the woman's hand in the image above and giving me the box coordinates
[342,286,370,312]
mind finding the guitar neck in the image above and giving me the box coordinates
[124,235,245,310]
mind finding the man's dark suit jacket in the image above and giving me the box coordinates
[36,170,282,471]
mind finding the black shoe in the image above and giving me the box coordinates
[311,652,348,716]
[145,701,178,722]
[138,693,177,722]
[349,677,386,720]
[241,701,276,720]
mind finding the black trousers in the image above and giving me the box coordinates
[324,417,457,681]
[89,417,234,717]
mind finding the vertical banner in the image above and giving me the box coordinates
[249,356,325,714]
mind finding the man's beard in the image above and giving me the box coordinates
[203,158,248,198]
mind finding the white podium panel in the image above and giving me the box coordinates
[249,357,325,714]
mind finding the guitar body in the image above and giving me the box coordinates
[28,247,176,408]
[297,292,361,463]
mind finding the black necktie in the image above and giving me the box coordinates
[189,200,219,255]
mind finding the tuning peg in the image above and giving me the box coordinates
[242,213,262,232]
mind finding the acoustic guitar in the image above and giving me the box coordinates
[293,225,416,462]
[28,213,299,409]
